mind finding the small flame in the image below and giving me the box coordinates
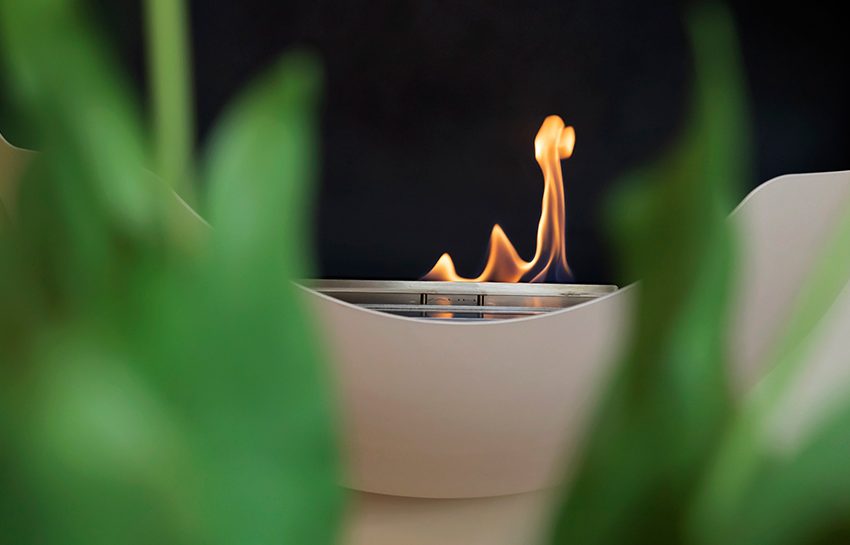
[423,115,575,283]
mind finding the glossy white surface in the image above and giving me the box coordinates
[729,171,850,390]
[306,284,633,498]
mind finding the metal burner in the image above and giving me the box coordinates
[302,280,617,321]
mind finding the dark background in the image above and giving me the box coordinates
[5,1,849,284]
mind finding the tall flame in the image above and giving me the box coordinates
[423,115,575,283]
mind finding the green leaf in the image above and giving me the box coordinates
[548,4,751,544]
[140,49,341,545]
[0,3,342,544]
[696,402,850,545]
[689,132,850,545]
[0,326,200,545]
[204,50,322,281]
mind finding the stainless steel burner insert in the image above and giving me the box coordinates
[303,280,617,321]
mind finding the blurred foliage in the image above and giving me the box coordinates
[0,1,343,544]
[548,4,746,544]
[550,4,850,545]
[4,1,850,545]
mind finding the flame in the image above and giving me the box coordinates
[423,115,575,283]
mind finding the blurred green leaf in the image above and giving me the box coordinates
[0,1,342,544]
[689,135,850,545]
[124,50,343,545]
[695,401,850,545]
[197,50,343,545]
[1,327,200,545]
[548,4,750,544]
[204,51,322,281]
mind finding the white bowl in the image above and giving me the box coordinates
[304,170,850,501]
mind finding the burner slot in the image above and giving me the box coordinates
[425,293,479,306]
[301,280,617,321]
[483,294,596,309]
[316,291,420,306]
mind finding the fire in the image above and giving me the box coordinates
[423,115,575,283]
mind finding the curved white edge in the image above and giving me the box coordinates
[731,169,850,216]
[344,488,553,545]
[727,169,850,391]
[171,188,211,228]
[297,281,635,326]
[0,131,34,153]
[0,132,211,228]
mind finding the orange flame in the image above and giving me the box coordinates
[423,115,575,282]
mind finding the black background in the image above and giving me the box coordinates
[6,1,850,284]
